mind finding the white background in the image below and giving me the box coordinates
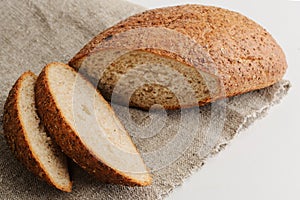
[126,1,300,199]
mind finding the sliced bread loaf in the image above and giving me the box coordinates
[69,4,287,110]
[3,72,72,192]
[35,62,151,186]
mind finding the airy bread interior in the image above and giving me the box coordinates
[19,74,70,189]
[80,50,220,110]
[47,64,150,183]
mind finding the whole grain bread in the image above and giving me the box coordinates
[69,4,287,110]
[34,62,152,186]
[3,72,72,192]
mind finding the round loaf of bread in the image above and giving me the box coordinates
[69,4,287,110]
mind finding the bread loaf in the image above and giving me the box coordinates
[69,4,287,110]
[34,62,151,186]
[3,72,72,192]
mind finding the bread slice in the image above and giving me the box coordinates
[35,62,152,186]
[3,72,72,192]
[69,4,287,110]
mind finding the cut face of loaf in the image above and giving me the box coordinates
[35,62,151,186]
[3,72,72,192]
[97,50,220,110]
[69,4,287,110]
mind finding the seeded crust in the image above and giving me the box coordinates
[34,62,152,186]
[69,4,287,110]
[3,72,72,192]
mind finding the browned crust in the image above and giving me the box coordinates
[2,72,72,192]
[34,62,151,186]
[69,4,287,110]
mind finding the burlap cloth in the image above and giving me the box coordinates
[0,0,290,199]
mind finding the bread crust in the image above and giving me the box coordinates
[3,72,72,192]
[69,4,287,110]
[34,62,151,186]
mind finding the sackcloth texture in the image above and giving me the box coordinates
[0,0,290,199]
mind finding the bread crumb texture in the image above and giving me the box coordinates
[3,72,72,192]
[35,63,152,187]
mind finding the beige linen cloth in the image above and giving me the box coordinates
[0,0,290,199]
